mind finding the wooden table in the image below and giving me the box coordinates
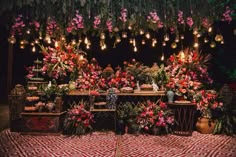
[167,102,196,136]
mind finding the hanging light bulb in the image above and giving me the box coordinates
[197,33,201,38]
[133,39,136,46]
[171,42,177,49]
[20,40,24,45]
[208,27,213,33]
[221,40,224,44]
[161,53,164,61]
[100,33,105,40]
[47,38,52,44]
[35,39,39,44]
[128,25,132,30]
[145,32,150,39]
[164,34,169,41]
[86,44,90,49]
[26,29,31,34]
[162,41,166,46]
[134,46,137,52]
[141,39,146,45]
[115,36,121,43]
[20,45,25,49]
[175,35,180,43]
[71,39,76,45]
[8,36,16,44]
[122,32,127,38]
[215,34,223,42]
[54,41,59,47]
[129,38,133,44]
[32,46,36,52]
[139,29,144,35]
[61,35,66,41]
[152,38,157,47]
[193,28,198,35]
[210,41,216,48]
[84,37,88,44]
[45,35,51,43]
[193,42,199,48]
[39,35,43,40]
[30,42,35,46]
[204,38,209,43]
[180,34,184,40]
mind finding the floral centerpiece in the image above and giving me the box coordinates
[137,100,174,134]
[40,43,77,80]
[63,102,94,135]
[165,49,213,100]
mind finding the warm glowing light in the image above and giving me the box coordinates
[134,46,137,52]
[100,33,105,40]
[71,39,76,45]
[79,55,84,60]
[180,35,184,40]
[152,38,157,47]
[141,40,146,45]
[208,27,213,33]
[61,36,66,41]
[122,32,127,38]
[84,37,88,44]
[54,41,59,47]
[30,42,35,46]
[162,41,166,46]
[20,45,25,49]
[164,34,169,41]
[193,42,199,48]
[32,46,36,52]
[175,36,179,43]
[128,25,132,30]
[197,33,201,38]
[45,35,51,43]
[179,50,185,61]
[133,39,136,46]
[171,42,177,49]
[221,40,224,44]
[210,41,216,48]
[161,54,164,61]
[193,28,198,35]
[35,39,39,44]
[116,36,121,43]
[145,32,150,39]
[204,38,209,43]
[20,40,24,45]
[86,44,90,49]
[39,35,43,40]
[139,29,144,35]
[129,38,133,44]
[215,34,223,42]
[26,29,31,34]
[8,36,16,44]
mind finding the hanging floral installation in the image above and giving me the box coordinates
[3,0,234,52]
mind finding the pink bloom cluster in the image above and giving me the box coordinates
[29,21,40,31]
[46,18,60,36]
[194,90,223,118]
[137,100,174,131]
[119,8,128,23]
[222,6,234,24]
[67,103,94,129]
[66,10,84,33]
[147,11,160,23]
[11,14,25,36]
[201,18,212,29]
[93,16,101,29]
[106,19,113,32]
[186,17,194,28]
[177,10,185,25]
[41,45,77,79]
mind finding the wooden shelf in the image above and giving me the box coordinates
[21,111,67,116]
[90,108,116,112]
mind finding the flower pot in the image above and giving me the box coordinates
[167,90,174,103]
[196,117,216,134]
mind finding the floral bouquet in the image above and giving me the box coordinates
[137,100,174,134]
[63,102,94,135]
[194,90,223,119]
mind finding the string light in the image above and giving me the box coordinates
[86,44,90,49]
[215,34,223,42]
[193,28,198,35]
[141,39,146,45]
[84,37,88,44]
[8,36,16,44]
[175,35,180,43]
[139,29,144,35]
[61,36,66,41]
[30,42,35,46]
[32,46,36,52]
[179,50,185,61]
[145,32,150,39]
[161,53,164,61]
[164,34,169,41]
[116,36,121,43]
[133,39,136,46]
[197,33,201,38]
[54,41,59,47]
[208,27,213,33]
[193,42,199,48]
[221,40,224,44]
[100,33,105,40]
[210,41,216,48]
[171,42,177,49]
[162,41,166,46]
[152,38,157,47]
[35,39,39,44]
[128,25,132,30]
[20,45,25,49]
[122,32,127,38]
[180,34,184,40]
[26,29,31,34]
[134,46,137,52]
[20,40,24,45]
[204,38,209,43]
[71,39,76,45]
[129,38,133,44]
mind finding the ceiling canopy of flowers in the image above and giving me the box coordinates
[1,0,235,49]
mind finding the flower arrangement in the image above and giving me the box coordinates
[137,100,174,134]
[40,43,77,80]
[165,49,213,100]
[63,102,94,135]
[194,90,223,119]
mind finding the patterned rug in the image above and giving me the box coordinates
[0,129,235,157]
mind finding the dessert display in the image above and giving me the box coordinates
[120,87,134,93]
[140,84,153,91]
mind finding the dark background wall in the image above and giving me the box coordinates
[0,20,235,103]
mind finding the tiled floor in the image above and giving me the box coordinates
[0,104,9,132]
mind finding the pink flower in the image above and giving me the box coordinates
[106,19,113,32]
[186,17,193,27]
[222,6,234,23]
[178,10,185,25]
[93,16,101,29]
[119,8,127,23]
